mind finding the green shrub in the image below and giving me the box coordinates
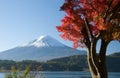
[5,65,45,78]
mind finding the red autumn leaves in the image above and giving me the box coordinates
[57,0,120,48]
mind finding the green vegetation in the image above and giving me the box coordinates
[0,60,42,72]
[5,65,45,78]
[0,53,120,72]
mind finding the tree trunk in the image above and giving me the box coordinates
[86,39,109,78]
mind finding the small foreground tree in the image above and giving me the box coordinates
[56,0,120,78]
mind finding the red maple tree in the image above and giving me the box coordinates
[57,0,120,78]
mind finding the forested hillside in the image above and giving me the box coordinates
[0,52,120,72]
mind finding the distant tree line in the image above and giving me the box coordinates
[0,55,120,72]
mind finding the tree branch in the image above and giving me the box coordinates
[104,0,113,22]
[87,48,98,75]
[86,0,99,13]
[84,18,94,40]
[98,39,110,77]
[99,40,109,63]
[91,39,100,73]
[109,1,120,21]
[86,38,99,76]
[83,18,100,74]
[81,27,91,48]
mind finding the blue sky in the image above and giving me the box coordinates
[0,0,119,55]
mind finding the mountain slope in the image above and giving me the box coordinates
[44,53,120,72]
[108,52,120,57]
[0,53,119,72]
[0,35,86,61]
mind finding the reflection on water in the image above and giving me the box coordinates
[40,71,91,78]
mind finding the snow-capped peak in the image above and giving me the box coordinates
[36,35,46,41]
[20,35,65,47]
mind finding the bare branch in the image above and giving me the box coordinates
[84,18,94,41]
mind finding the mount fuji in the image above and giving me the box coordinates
[0,35,86,61]
[20,35,66,48]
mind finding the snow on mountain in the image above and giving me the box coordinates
[0,35,86,61]
[20,35,66,47]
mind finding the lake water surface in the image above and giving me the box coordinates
[1,71,120,78]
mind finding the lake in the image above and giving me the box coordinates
[1,71,120,78]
